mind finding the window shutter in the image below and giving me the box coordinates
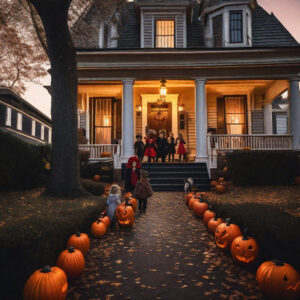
[143,14,153,48]
[217,97,225,134]
[176,14,185,48]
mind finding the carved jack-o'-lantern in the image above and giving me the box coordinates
[193,197,208,218]
[203,209,216,227]
[207,217,224,234]
[116,203,135,227]
[256,260,300,300]
[215,218,242,250]
[231,228,259,265]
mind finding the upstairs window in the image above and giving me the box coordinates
[155,20,175,48]
[230,11,243,43]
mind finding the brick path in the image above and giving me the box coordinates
[67,192,263,300]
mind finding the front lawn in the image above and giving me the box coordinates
[207,184,300,270]
[0,187,107,299]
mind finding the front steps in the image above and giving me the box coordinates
[122,163,210,192]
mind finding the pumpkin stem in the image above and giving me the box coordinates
[76,231,81,237]
[273,259,285,266]
[226,218,231,226]
[242,228,249,240]
[68,246,75,253]
[41,265,51,273]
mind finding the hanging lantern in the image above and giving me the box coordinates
[160,78,167,97]
[136,105,142,112]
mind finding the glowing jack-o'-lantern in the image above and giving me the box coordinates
[207,216,224,234]
[193,197,208,218]
[231,228,259,265]
[203,209,216,227]
[256,260,300,300]
[116,203,135,227]
[215,218,241,250]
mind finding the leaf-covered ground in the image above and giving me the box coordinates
[67,192,263,300]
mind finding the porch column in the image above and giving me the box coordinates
[121,79,135,162]
[195,78,208,162]
[263,102,273,134]
[290,79,300,150]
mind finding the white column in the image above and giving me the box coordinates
[32,120,36,136]
[195,78,208,163]
[49,129,52,144]
[17,112,22,130]
[41,124,44,140]
[98,21,104,49]
[85,93,90,144]
[5,107,11,126]
[121,79,135,162]
[264,102,273,134]
[290,79,300,150]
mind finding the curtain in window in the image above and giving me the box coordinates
[94,98,112,144]
[225,97,247,134]
[156,20,175,48]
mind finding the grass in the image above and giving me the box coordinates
[206,184,300,271]
[0,187,107,299]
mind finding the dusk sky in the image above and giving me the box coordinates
[24,0,300,118]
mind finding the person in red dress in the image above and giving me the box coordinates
[125,156,141,192]
[176,133,187,162]
[144,131,157,163]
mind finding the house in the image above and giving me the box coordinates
[73,0,300,187]
[0,87,52,144]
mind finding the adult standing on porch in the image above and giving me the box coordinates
[176,133,187,162]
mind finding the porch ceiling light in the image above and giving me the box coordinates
[178,104,184,112]
[136,105,142,112]
[160,78,167,97]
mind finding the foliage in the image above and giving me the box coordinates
[226,151,298,186]
[80,160,114,182]
[0,131,51,190]
[81,178,105,195]
[0,188,106,299]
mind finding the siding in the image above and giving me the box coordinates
[207,94,217,130]
[251,110,264,134]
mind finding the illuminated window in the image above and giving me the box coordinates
[155,20,175,48]
[225,97,247,134]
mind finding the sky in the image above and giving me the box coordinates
[23,0,300,118]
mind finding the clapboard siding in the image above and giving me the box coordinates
[136,115,143,136]
[79,112,87,129]
[251,110,264,134]
[207,94,217,129]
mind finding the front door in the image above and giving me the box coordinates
[147,102,172,135]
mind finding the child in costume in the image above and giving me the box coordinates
[134,134,145,162]
[125,156,141,192]
[106,184,121,224]
[144,130,157,163]
[176,133,187,162]
[156,130,169,162]
[168,132,176,162]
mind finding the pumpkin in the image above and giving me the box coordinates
[91,219,107,238]
[215,183,226,194]
[195,192,208,199]
[210,180,218,187]
[231,228,259,265]
[126,197,137,212]
[223,166,228,172]
[101,166,111,172]
[203,209,216,227]
[23,265,68,300]
[93,174,101,182]
[56,247,85,279]
[295,176,300,185]
[193,198,208,218]
[218,177,225,182]
[99,215,111,228]
[188,196,198,210]
[185,193,194,207]
[101,152,112,157]
[256,260,300,300]
[208,217,224,234]
[67,232,90,255]
[116,203,135,227]
[125,192,132,199]
[215,218,242,250]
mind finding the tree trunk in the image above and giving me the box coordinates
[29,0,83,197]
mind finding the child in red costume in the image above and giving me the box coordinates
[176,133,187,162]
[125,156,141,192]
[144,132,157,163]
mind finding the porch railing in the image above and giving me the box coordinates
[207,134,293,169]
[78,144,121,169]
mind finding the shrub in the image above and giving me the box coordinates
[226,150,298,186]
[0,131,51,190]
[80,160,113,183]
[81,178,105,195]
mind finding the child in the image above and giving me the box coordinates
[156,130,169,162]
[144,132,157,163]
[176,133,187,162]
[125,156,141,192]
[168,132,176,162]
[106,184,121,224]
[133,170,153,213]
[134,135,145,162]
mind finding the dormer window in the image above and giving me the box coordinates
[230,11,243,43]
[155,20,175,48]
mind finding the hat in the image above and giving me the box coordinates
[126,156,141,168]
[136,134,142,139]
[141,170,149,178]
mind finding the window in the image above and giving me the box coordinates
[155,20,175,48]
[22,115,32,135]
[0,103,6,127]
[225,97,247,134]
[44,127,49,143]
[35,122,41,138]
[230,11,243,43]
[272,90,289,134]
[11,109,17,129]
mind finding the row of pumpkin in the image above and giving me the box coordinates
[23,191,137,300]
[185,192,300,300]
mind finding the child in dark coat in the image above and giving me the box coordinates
[134,135,145,162]
[133,170,153,213]
[156,131,169,162]
[168,132,176,162]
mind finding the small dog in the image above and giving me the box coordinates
[184,178,193,194]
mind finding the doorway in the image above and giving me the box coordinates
[147,103,172,135]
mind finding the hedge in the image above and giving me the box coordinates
[80,160,114,183]
[226,150,298,186]
[207,200,300,271]
[0,193,107,299]
[81,178,105,195]
[0,131,51,190]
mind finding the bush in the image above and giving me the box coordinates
[0,191,106,299]
[80,160,113,183]
[0,131,51,190]
[81,178,105,195]
[226,150,298,186]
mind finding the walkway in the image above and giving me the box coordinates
[67,192,263,300]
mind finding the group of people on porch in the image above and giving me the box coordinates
[134,127,187,163]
